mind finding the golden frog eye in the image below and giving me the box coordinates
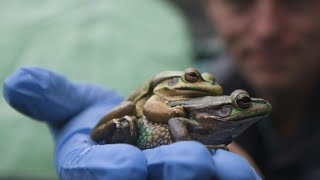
[184,68,201,83]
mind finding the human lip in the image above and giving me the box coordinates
[245,50,294,72]
[249,48,291,63]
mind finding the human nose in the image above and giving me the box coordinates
[252,1,282,42]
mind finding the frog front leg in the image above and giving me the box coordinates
[168,117,228,150]
[94,101,137,128]
[167,117,197,141]
[91,115,137,145]
[143,95,187,123]
[111,116,137,144]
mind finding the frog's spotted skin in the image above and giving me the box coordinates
[136,117,172,149]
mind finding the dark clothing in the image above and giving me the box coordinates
[209,58,320,180]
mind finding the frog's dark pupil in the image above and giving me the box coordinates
[188,72,197,77]
[240,96,250,103]
[237,96,251,109]
[185,71,200,83]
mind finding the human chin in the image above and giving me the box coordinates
[240,58,294,90]
[249,71,290,91]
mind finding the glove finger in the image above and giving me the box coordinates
[143,141,215,180]
[53,103,147,180]
[211,149,261,180]
[56,136,147,180]
[3,66,123,127]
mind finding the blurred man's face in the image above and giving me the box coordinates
[206,0,320,93]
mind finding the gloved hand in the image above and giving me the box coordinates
[3,67,261,180]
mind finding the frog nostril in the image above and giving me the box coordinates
[211,81,217,85]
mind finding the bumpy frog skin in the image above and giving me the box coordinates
[91,89,272,150]
[91,68,223,135]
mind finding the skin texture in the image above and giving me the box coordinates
[206,0,320,96]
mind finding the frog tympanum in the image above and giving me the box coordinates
[91,68,271,149]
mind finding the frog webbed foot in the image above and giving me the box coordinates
[170,105,187,118]
[111,116,137,144]
[91,116,137,145]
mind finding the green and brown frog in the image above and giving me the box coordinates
[164,89,272,149]
[91,90,271,149]
[91,68,271,149]
[91,68,223,142]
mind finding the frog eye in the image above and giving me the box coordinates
[184,68,201,83]
[231,90,252,110]
[236,94,251,109]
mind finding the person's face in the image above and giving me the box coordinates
[206,0,320,93]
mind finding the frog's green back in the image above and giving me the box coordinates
[127,79,152,102]
[127,71,184,103]
[0,0,193,178]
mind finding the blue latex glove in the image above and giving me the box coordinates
[3,67,261,180]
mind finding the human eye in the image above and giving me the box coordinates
[280,0,316,12]
[222,0,255,12]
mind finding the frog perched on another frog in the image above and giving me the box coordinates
[91,68,223,142]
[91,88,272,150]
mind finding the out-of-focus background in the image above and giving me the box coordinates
[0,0,222,179]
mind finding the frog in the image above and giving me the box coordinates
[91,68,223,142]
[91,89,272,150]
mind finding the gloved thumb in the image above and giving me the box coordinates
[3,66,123,127]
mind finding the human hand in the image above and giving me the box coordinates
[3,67,261,180]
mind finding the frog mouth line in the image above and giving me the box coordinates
[172,88,214,96]
[197,113,269,123]
[229,114,269,124]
